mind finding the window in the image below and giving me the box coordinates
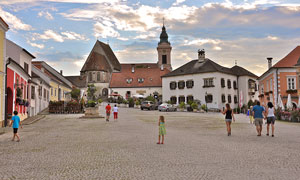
[162,55,167,64]
[270,78,272,91]
[203,78,214,87]
[227,80,231,89]
[205,94,213,103]
[170,96,177,104]
[47,90,49,101]
[178,81,185,89]
[234,95,238,103]
[24,62,29,73]
[89,72,93,82]
[126,78,133,84]
[186,80,194,88]
[38,86,42,97]
[260,84,264,94]
[138,78,144,83]
[266,80,269,92]
[186,95,194,103]
[228,95,232,103]
[221,94,226,103]
[287,77,296,90]
[233,81,237,89]
[170,81,177,90]
[51,88,53,96]
[97,72,100,81]
[221,78,225,88]
[31,86,35,99]
[178,96,185,103]
[55,89,57,96]
[44,89,46,100]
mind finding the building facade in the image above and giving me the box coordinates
[0,17,8,126]
[6,39,35,120]
[258,46,300,108]
[162,50,258,110]
[32,61,72,102]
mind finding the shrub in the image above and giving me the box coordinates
[87,84,96,100]
[87,100,96,107]
[71,88,80,101]
[145,95,155,102]
[201,104,207,111]
[179,102,186,109]
[187,100,194,106]
[128,98,134,107]
[191,102,198,110]
[274,108,282,120]
[166,100,172,104]
[135,100,141,106]
[98,99,103,104]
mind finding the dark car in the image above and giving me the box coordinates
[141,101,156,110]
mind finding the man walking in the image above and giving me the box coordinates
[252,101,265,136]
[105,103,111,122]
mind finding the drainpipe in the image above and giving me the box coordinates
[276,68,279,104]
[4,58,11,127]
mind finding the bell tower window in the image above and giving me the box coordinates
[162,55,167,64]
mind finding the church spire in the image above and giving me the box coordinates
[159,20,169,45]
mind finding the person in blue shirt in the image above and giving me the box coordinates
[9,111,22,142]
[252,101,265,136]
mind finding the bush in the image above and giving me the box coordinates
[291,110,300,122]
[201,104,207,111]
[145,95,155,102]
[179,102,186,109]
[274,108,282,120]
[123,99,128,104]
[98,99,103,104]
[187,100,194,106]
[191,102,198,110]
[128,98,134,107]
[166,100,172,104]
[71,88,80,101]
[135,100,141,106]
[87,100,96,107]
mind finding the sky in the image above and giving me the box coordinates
[1,0,300,76]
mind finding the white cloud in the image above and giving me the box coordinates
[0,7,32,30]
[32,30,88,42]
[0,0,120,5]
[173,0,186,6]
[38,11,54,20]
[93,22,120,38]
[27,41,45,49]
[213,46,222,51]
[267,35,278,40]
[184,39,221,46]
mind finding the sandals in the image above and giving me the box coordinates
[157,142,160,144]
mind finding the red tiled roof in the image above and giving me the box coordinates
[109,64,171,88]
[81,52,110,72]
[273,46,300,68]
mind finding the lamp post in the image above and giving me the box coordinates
[205,91,208,112]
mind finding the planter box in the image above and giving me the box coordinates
[81,107,103,118]
[193,109,198,112]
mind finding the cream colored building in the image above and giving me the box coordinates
[0,17,8,126]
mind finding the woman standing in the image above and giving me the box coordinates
[221,103,235,136]
[266,102,275,137]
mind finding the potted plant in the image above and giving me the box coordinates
[179,102,186,111]
[135,100,141,109]
[98,98,103,105]
[128,97,134,108]
[191,102,198,112]
[201,104,207,112]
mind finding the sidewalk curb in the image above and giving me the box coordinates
[23,115,46,125]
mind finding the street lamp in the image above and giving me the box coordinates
[205,91,208,112]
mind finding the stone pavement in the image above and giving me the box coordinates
[1,106,300,180]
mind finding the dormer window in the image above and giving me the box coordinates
[126,78,133,84]
[138,78,144,83]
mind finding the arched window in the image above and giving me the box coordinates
[227,80,231,89]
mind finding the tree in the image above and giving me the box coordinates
[87,84,96,100]
[145,95,155,102]
[71,88,80,101]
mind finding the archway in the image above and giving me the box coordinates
[102,88,108,97]
[7,87,13,116]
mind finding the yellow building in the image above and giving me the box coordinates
[0,17,9,127]
[32,61,72,102]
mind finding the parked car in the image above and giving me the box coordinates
[158,103,177,112]
[141,101,156,110]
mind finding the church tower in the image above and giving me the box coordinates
[157,24,172,71]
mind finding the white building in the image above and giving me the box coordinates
[162,50,259,110]
[30,66,51,116]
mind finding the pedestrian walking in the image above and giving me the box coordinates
[266,102,275,137]
[221,103,235,136]
[113,104,118,121]
[252,101,265,136]
[105,103,111,122]
[157,116,166,144]
[249,106,254,124]
[9,111,22,142]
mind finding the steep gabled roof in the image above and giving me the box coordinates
[230,65,258,78]
[81,40,121,72]
[0,16,9,31]
[163,59,234,77]
[273,46,300,68]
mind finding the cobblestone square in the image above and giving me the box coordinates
[1,106,300,180]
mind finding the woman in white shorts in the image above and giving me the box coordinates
[266,102,275,137]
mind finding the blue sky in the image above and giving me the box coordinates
[1,0,300,76]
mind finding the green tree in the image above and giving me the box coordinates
[87,84,96,100]
[71,88,81,101]
[145,95,155,102]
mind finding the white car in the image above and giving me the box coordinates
[158,104,177,112]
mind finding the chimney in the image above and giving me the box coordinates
[131,66,135,73]
[60,70,63,75]
[198,49,205,62]
[267,57,273,69]
[161,65,164,71]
